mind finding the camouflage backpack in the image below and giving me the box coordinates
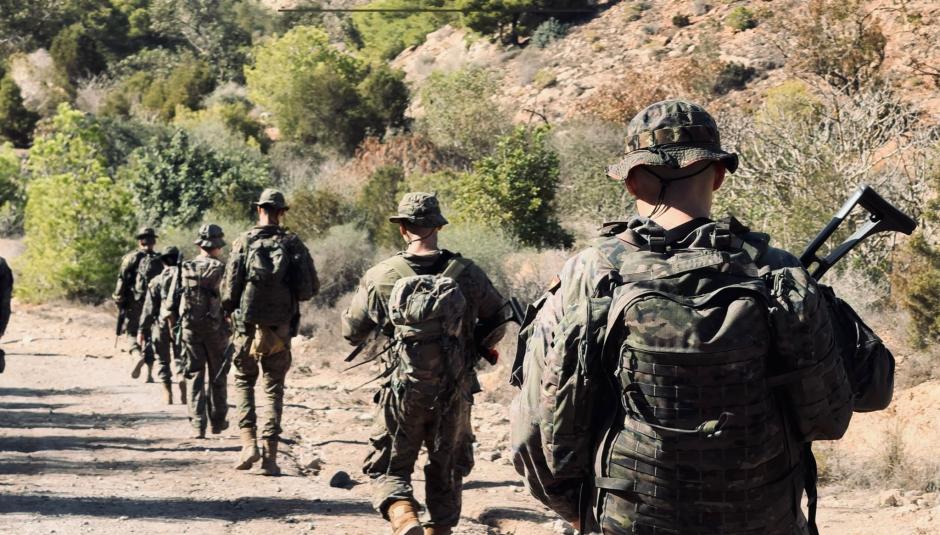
[133,252,163,301]
[240,229,316,325]
[384,255,470,400]
[515,219,853,534]
[178,259,223,331]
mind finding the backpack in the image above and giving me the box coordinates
[514,220,853,534]
[385,255,470,400]
[179,259,222,331]
[241,230,316,325]
[132,252,163,301]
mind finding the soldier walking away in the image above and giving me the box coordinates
[139,246,187,405]
[165,225,229,439]
[510,100,895,535]
[0,255,13,374]
[221,189,318,476]
[113,227,163,382]
[342,193,509,535]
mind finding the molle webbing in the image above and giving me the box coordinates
[625,124,720,153]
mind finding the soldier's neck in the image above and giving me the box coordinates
[406,240,440,255]
[637,203,712,230]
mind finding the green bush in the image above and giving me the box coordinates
[0,69,40,147]
[123,128,269,228]
[726,7,757,31]
[531,18,568,48]
[141,58,216,121]
[351,0,456,61]
[672,14,691,28]
[0,142,24,235]
[307,224,376,307]
[712,62,756,95]
[417,67,510,160]
[174,99,271,153]
[357,165,405,248]
[357,64,410,132]
[453,126,572,248]
[50,24,108,91]
[288,187,357,242]
[457,0,592,45]
[18,104,136,302]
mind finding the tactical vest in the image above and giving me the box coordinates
[132,251,163,301]
[179,259,223,331]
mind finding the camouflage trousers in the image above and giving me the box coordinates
[148,323,183,384]
[124,299,147,359]
[181,327,229,432]
[364,383,475,529]
[233,324,292,440]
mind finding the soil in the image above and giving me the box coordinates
[1,242,938,534]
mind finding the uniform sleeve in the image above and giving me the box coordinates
[290,236,320,301]
[467,263,508,349]
[140,279,161,333]
[221,238,247,314]
[161,266,181,322]
[0,258,12,338]
[510,255,588,522]
[112,253,137,305]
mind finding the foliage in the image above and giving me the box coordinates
[0,69,40,147]
[531,18,568,48]
[453,126,572,248]
[123,128,269,228]
[0,142,23,235]
[457,0,593,45]
[726,7,757,31]
[672,14,691,28]
[18,104,136,302]
[306,224,376,307]
[174,98,271,153]
[417,66,510,160]
[576,70,669,124]
[103,56,216,121]
[779,0,886,92]
[50,24,109,93]
[351,0,457,61]
[246,26,406,153]
[357,165,405,248]
[712,62,756,96]
[288,187,357,242]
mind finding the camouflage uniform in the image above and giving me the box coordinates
[113,227,163,374]
[342,193,507,531]
[221,189,318,473]
[140,247,184,393]
[165,225,229,437]
[0,256,12,374]
[510,101,889,534]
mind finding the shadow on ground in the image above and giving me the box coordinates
[0,494,374,520]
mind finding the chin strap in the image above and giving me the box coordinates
[639,154,713,218]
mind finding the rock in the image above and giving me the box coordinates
[355,412,373,422]
[551,519,577,534]
[304,455,324,474]
[329,470,353,489]
[879,490,902,507]
[484,450,501,462]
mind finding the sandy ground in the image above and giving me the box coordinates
[0,297,938,535]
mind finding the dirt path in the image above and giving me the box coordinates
[1,301,937,534]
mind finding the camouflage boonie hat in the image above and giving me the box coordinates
[389,192,449,228]
[135,226,158,240]
[606,100,739,180]
[254,188,289,211]
[160,245,180,263]
[194,224,225,249]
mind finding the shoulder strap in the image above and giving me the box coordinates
[441,256,471,281]
[384,256,418,280]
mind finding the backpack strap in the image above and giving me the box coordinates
[383,256,418,280]
[440,256,471,281]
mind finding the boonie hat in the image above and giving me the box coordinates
[389,192,449,228]
[254,188,289,211]
[135,227,158,240]
[194,224,226,249]
[606,100,739,180]
[160,245,180,263]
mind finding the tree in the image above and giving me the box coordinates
[50,23,109,92]
[351,0,456,60]
[453,126,572,248]
[0,142,23,235]
[0,69,40,148]
[357,165,405,248]
[19,104,136,302]
[457,0,593,45]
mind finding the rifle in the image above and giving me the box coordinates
[799,185,917,280]
[475,297,525,365]
[114,305,127,348]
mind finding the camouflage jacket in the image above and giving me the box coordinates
[342,250,507,387]
[140,266,176,334]
[509,216,855,521]
[112,249,161,305]
[0,256,12,338]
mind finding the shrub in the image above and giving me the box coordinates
[453,126,572,248]
[531,18,568,48]
[532,68,557,89]
[352,0,456,60]
[140,58,216,121]
[712,62,756,95]
[0,142,24,235]
[18,104,136,302]
[576,70,669,124]
[174,99,271,153]
[672,14,691,28]
[306,224,376,307]
[357,165,405,248]
[357,64,410,132]
[49,23,108,91]
[417,66,510,160]
[288,188,357,242]
[0,69,40,147]
[457,0,593,45]
[726,7,757,31]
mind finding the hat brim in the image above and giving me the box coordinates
[254,202,289,211]
[136,233,158,240]
[388,214,449,227]
[194,238,226,249]
[606,145,739,180]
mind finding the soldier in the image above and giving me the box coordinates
[510,100,893,534]
[165,224,229,439]
[139,246,186,405]
[0,255,12,374]
[113,227,163,382]
[222,189,318,476]
[342,192,508,535]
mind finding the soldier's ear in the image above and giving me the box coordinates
[712,164,726,192]
[624,173,640,197]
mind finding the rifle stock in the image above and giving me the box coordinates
[799,185,917,280]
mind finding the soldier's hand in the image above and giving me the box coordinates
[483,348,499,365]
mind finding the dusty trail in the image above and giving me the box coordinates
[0,299,937,534]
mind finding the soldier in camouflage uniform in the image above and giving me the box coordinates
[342,193,508,535]
[165,225,229,439]
[0,255,12,374]
[140,246,186,405]
[510,101,893,534]
[113,227,163,382]
[222,189,319,476]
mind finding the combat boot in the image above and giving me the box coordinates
[234,428,261,470]
[130,351,145,379]
[424,528,451,535]
[179,380,187,403]
[162,382,173,405]
[145,362,155,383]
[258,438,281,476]
[388,500,423,535]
